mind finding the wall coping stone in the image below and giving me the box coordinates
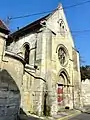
[5,51,25,64]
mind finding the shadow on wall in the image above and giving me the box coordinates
[19,108,40,120]
[0,69,21,120]
[0,69,41,120]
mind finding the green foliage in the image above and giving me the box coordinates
[80,65,90,80]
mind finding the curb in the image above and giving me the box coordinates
[19,110,81,120]
[19,114,45,120]
[57,110,81,120]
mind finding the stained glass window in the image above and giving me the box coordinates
[58,47,66,66]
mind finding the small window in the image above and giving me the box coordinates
[58,19,66,37]
[62,25,64,29]
[34,41,37,62]
[24,44,30,64]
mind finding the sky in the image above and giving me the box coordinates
[0,0,90,66]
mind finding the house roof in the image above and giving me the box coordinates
[10,13,50,38]
[0,20,10,34]
[9,6,61,39]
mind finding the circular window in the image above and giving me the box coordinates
[58,46,68,66]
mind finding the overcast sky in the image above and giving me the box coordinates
[0,0,90,66]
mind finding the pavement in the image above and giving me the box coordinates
[69,113,90,120]
[52,109,81,120]
[19,109,81,120]
[81,105,90,114]
[19,114,41,120]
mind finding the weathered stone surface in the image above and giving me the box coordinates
[0,4,81,119]
[0,51,24,120]
[81,79,90,112]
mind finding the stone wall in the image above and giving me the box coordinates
[22,66,46,116]
[72,49,81,109]
[81,79,90,113]
[0,32,6,64]
[81,79,90,106]
[21,70,34,114]
[0,51,24,120]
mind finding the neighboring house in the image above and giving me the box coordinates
[0,4,81,120]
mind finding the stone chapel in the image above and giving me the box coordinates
[0,4,81,120]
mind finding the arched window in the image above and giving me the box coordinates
[24,44,30,64]
[58,19,66,37]
[59,68,70,84]
[58,47,66,65]
[34,41,37,62]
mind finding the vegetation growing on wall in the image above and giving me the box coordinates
[80,65,90,80]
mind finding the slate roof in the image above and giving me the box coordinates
[10,13,50,38]
[0,20,10,34]
[9,6,60,40]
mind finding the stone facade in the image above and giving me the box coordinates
[0,4,81,120]
[0,52,24,120]
[81,79,90,112]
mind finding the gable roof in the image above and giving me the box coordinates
[0,20,10,34]
[9,5,61,39]
[10,13,50,38]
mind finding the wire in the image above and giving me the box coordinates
[71,29,90,33]
[52,29,90,34]
[63,0,90,9]
[8,0,90,20]
[8,10,53,20]
[7,0,90,36]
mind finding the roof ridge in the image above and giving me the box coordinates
[0,19,9,31]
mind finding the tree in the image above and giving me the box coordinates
[80,65,90,80]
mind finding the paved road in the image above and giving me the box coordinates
[19,115,41,120]
[69,113,90,120]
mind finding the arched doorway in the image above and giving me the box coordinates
[57,69,70,109]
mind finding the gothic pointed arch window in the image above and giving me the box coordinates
[24,44,30,64]
[58,19,66,37]
[34,40,37,62]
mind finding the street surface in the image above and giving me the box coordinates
[19,115,41,120]
[19,112,90,120]
[69,113,90,120]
